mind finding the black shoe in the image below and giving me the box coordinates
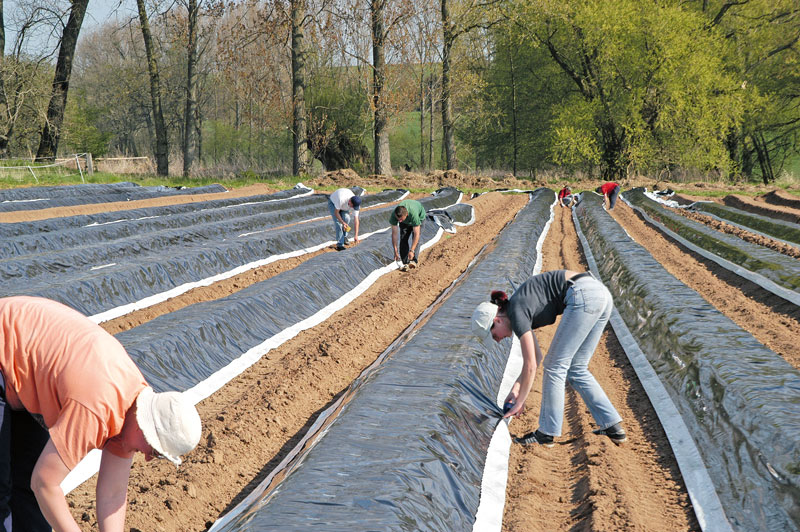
[593,423,627,444]
[336,244,346,251]
[514,429,554,448]
[343,237,350,245]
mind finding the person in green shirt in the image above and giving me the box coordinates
[389,199,426,271]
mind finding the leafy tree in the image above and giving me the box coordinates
[306,75,371,171]
[698,0,800,183]
[503,0,743,178]
[62,88,112,155]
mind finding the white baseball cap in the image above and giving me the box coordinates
[136,387,202,466]
[471,301,498,342]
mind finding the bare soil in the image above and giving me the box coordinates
[3,174,798,531]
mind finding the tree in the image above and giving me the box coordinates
[136,0,169,175]
[505,0,743,178]
[699,0,800,183]
[35,0,89,160]
[370,0,391,175]
[439,0,503,170]
[292,0,310,175]
[182,0,199,175]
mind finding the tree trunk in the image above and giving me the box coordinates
[440,0,456,170]
[35,0,89,161]
[429,76,434,168]
[0,0,9,156]
[419,74,425,169]
[183,0,198,177]
[136,0,169,175]
[371,0,391,176]
[509,51,518,176]
[291,0,309,175]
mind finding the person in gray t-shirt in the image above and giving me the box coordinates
[471,270,626,447]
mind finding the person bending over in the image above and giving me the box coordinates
[328,188,362,251]
[1,296,202,532]
[389,199,425,271]
[471,270,626,447]
[595,181,621,210]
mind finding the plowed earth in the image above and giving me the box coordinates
[3,181,798,531]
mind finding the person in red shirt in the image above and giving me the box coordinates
[557,185,574,208]
[1,296,202,532]
[595,181,621,210]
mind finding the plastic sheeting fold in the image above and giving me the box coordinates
[206,189,554,531]
[575,192,800,532]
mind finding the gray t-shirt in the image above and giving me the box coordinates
[507,270,569,338]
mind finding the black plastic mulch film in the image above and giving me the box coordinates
[116,187,468,391]
[0,182,227,212]
[624,188,800,292]
[203,189,553,531]
[0,184,311,242]
[690,200,800,247]
[1,188,408,317]
[575,192,800,532]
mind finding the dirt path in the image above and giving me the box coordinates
[8,183,793,530]
[503,205,698,532]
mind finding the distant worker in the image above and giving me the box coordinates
[328,188,362,251]
[557,185,575,208]
[471,270,626,447]
[595,181,621,210]
[390,199,426,272]
[1,296,202,532]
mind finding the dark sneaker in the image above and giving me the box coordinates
[593,423,627,444]
[514,429,554,448]
[336,244,346,251]
[344,237,350,245]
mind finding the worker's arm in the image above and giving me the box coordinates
[503,331,541,418]
[96,449,134,532]
[31,439,82,532]
[391,225,400,260]
[353,214,360,243]
[408,225,421,261]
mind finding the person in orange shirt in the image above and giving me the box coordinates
[0,296,202,532]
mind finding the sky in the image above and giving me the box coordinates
[4,0,133,54]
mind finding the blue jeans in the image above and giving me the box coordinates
[327,200,351,246]
[0,373,51,532]
[538,276,622,436]
[607,185,620,209]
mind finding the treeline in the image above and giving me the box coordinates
[1,0,798,181]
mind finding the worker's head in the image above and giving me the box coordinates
[394,205,408,223]
[135,387,201,466]
[471,291,512,343]
[595,186,602,194]
[349,195,362,210]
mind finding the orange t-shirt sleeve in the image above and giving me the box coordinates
[48,399,111,470]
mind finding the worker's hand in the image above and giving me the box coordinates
[408,250,415,261]
[394,250,400,261]
[343,224,351,233]
[354,236,360,244]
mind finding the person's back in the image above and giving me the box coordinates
[0,296,146,468]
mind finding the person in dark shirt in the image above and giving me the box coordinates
[471,270,626,447]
